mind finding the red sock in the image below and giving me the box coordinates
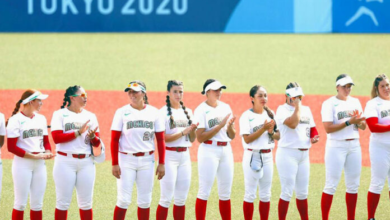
[259,201,270,220]
[219,199,231,220]
[367,191,380,219]
[296,199,309,220]
[137,207,150,220]
[12,209,24,220]
[55,208,68,220]
[113,206,127,220]
[243,201,254,220]
[346,193,357,220]
[278,199,289,220]
[79,209,93,220]
[321,192,333,220]
[173,205,185,220]
[156,205,168,220]
[30,210,42,220]
[195,198,207,220]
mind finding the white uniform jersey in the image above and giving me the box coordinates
[193,101,233,142]
[364,97,390,144]
[160,105,193,147]
[6,112,48,153]
[111,104,165,154]
[321,96,362,140]
[0,113,5,136]
[51,108,99,154]
[239,109,275,150]
[275,103,315,149]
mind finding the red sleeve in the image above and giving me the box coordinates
[310,127,319,138]
[111,130,121,166]
[366,117,390,133]
[51,130,76,144]
[7,137,26,157]
[155,131,166,165]
[43,135,51,151]
[90,132,100,147]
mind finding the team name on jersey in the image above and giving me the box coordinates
[380,109,390,118]
[300,116,310,124]
[126,120,154,130]
[208,117,224,128]
[169,119,188,129]
[253,124,264,132]
[65,122,83,132]
[22,129,43,139]
[337,110,354,120]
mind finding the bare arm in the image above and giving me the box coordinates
[283,99,301,129]
[196,114,230,143]
[0,136,4,148]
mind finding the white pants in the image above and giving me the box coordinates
[369,140,390,194]
[53,154,95,210]
[116,153,155,209]
[159,150,191,208]
[323,139,361,195]
[12,156,47,211]
[197,143,234,201]
[276,147,310,201]
[243,150,273,203]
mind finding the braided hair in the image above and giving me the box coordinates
[61,85,81,109]
[166,80,192,127]
[371,74,389,99]
[285,82,300,103]
[6,89,36,126]
[249,85,277,132]
[129,80,149,104]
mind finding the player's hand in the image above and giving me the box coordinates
[79,120,90,134]
[182,126,193,136]
[156,164,165,180]
[227,116,236,128]
[112,165,121,179]
[349,110,365,125]
[292,97,301,107]
[311,135,320,144]
[219,113,231,128]
[88,127,98,139]
[263,120,275,131]
[35,152,55,160]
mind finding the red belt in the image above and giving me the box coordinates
[345,139,355,141]
[204,140,228,146]
[298,149,308,151]
[247,149,271,153]
[120,151,154,157]
[57,151,90,159]
[166,147,188,152]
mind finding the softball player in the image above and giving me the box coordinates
[193,79,236,220]
[364,74,390,220]
[0,111,5,202]
[6,89,53,220]
[240,85,280,220]
[51,86,101,220]
[156,80,197,220]
[321,74,366,220]
[275,82,319,220]
[111,81,166,220]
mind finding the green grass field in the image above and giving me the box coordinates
[1,34,390,95]
[0,160,389,220]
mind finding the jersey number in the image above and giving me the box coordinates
[143,131,155,141]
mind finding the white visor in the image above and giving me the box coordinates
[124,82,146,93]
[204,81,227,94]
[286,87,304,98]
[22,91,48,104]
[336,76,355,86]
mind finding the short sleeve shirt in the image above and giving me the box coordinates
[364,97,390,144]
[160,106,193,147]
[0,112,5,136]
[111,104,165,153]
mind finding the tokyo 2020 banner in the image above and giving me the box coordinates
[0,0,389,32]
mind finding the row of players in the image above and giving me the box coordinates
[0,74,388,220]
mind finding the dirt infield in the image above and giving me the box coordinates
[0,90,371,166]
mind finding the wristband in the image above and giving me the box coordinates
[75,130,80,137]
[181,131,184,136]
[345,121,351,126]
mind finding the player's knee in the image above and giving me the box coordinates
[296,192,308,200]
[56,201,71,210]
[280,191,293,202]
[244,193,256,203]
[369,185,384,194]
[218,194,231,201]
[259,194,271,202]
[323,187,336,195]
[13,204,26,211]
[30,203,43,211]
[159,199,171,208]
[138,203,150,209]
[116,200,131,209]
[78,202,92,210]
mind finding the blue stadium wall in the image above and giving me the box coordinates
[0,0,389,32]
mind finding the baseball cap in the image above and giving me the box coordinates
[336,76,355,86]
[286,87,304,98]
[22,91,48,104]
[203,81,227,94]
[124,82,146,93]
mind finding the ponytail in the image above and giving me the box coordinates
[166,95,174,127]
[61,85,80,109]
[6,89,36,126]
[180,101,192,125]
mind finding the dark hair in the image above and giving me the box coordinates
[201,79,216,95]
[285,82,300,103]
[249,85,274,120]
[6,89,37,125]
[166,80,192,127]
[128,80,149,104]
[336,74,349,82]
[371,74,389,99]
[61,85,81,109]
